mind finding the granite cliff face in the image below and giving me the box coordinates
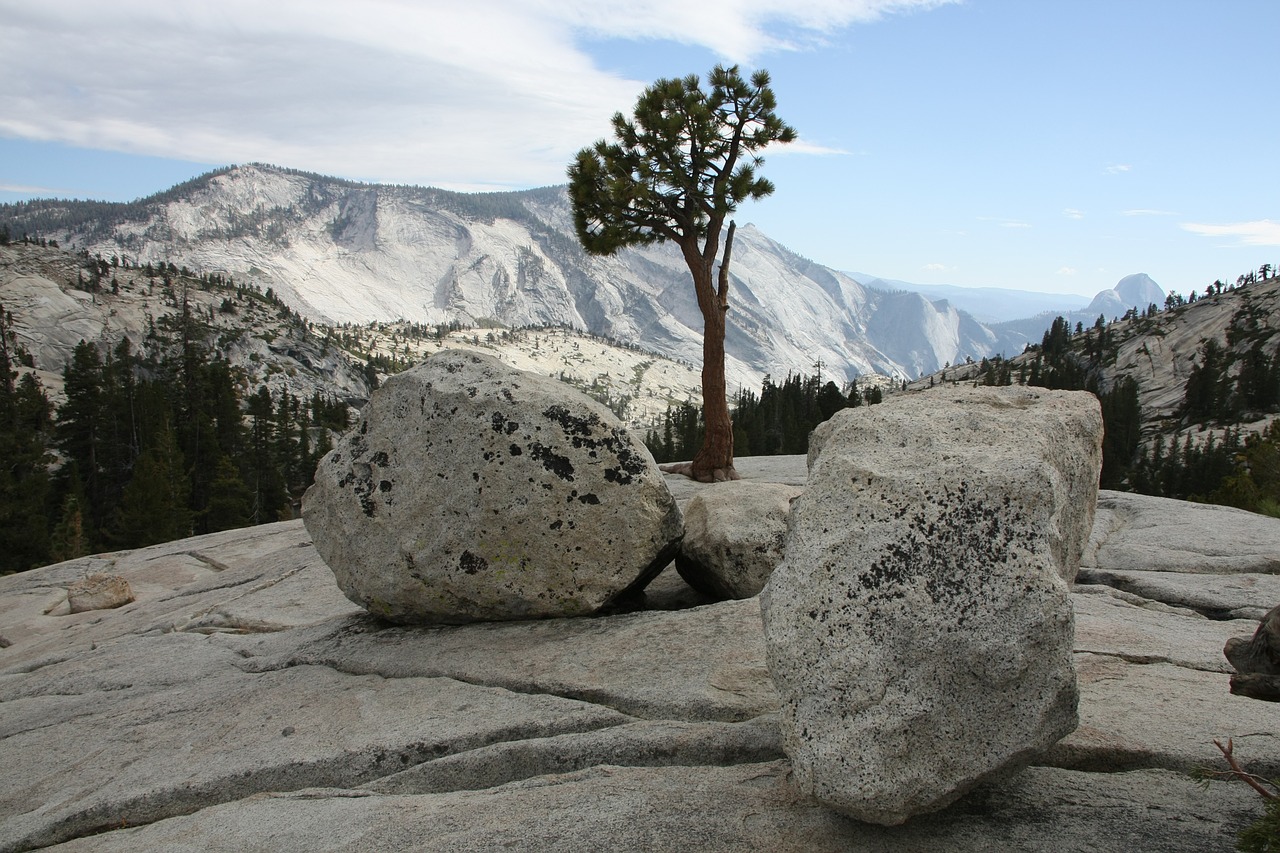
[4,164,1039,391]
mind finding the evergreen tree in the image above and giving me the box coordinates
[1183,338,1228,422]
[245,386,289,523]
[56,341,109,543]
[48,484,90,565]
[1098,377,1141,488]
[204,455,253,533]
[569,65,796,482]
[114,420,193,548]
[0,308,53,572]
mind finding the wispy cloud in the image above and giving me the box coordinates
[767,139,851,156]
[1105,164,1132,174]
[1063,208,1084,220]
[0,182,75,195]
[1056,266,1077,276]
[0,0,953,191]
[1181,220,1280,247]
[1123,209,1177,217]
[978,216,1031,229]
[922,262,951,271]
[553,0,961,61]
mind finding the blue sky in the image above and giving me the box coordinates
[2,0,1276,299]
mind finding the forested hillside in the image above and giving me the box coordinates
[0,239,354,572]
[0,237,703,573]
[925,264,1280,515]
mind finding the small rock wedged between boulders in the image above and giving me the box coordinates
[66,574,134,613]
[676,481,802,599]
[303,350,682,624]
[1225,603,1280,701]
[762,385,1103,825]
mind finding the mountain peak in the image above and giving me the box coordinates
[1086,273,1164,317]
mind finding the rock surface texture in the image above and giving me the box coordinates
[0,456,1277,852]
[762,386,1104,825]
[303,350,681,624]
[675,481,802,599]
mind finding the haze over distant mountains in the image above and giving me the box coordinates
[0,163,1162,390]
[854,276,1091,324]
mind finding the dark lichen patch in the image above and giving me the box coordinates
[529,442,574,482]
[543,405,602,437]
[491,412,520,436]
[358,489,377,518]
[459,551,488,575]
[379,480,393,493]
[372,451,390,466]
[509,444,523,456]
[577,493,601,505]
[854,482,1036,635]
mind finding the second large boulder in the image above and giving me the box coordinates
[762,385,1103,825]
[303,350,682,624]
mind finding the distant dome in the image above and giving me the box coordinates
[1114,273,1164,308]
[1085,273,1164,317]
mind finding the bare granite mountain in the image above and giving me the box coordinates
[2,163,1048,391]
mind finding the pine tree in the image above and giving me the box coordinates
[48,472,90,564]
[56,341,109,543]
[204,455,253,533]
[569,65,796,481]
[0,308,53,572]
[114,421,193,548]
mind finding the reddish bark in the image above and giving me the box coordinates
[670,223,739,483]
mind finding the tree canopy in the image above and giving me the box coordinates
[568,65,795,482]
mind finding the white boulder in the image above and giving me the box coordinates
[762,386,1102,824]
[675,481,801,599]
[303,350,681,624]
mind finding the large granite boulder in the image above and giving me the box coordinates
[303,350,681,624]
[1,456,1276,851]
[675,481,802,599]
[762,386,1103,825]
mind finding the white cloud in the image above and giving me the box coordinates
[0,182,74,195]
[1181,220,1280,247]
[1056,266,1077,276]
[1063,208,1084,220]
[767,139,851,156]
[0,0,951,191]
[1105,164,1132,174]
[546,0,960,60]
[923,262,949,271]
[977,216,1031,229]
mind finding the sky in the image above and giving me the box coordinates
[2,0,1277,300]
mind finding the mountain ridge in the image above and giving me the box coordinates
[0,163,1090,391]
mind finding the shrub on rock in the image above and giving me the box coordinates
[303,350,682,624]
[761,385,1103,825]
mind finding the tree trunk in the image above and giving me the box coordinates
[689,292,738,481]
[665,229,739,483]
